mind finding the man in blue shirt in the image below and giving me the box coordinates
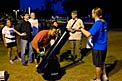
[80,7,108,81]
[89,20,108,50]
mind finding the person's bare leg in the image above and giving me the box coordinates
[102,66,108,81]
[8,48,12,60]
[96,67,101,80]
[102,66,107,75]
[8,48,14,64]
[12,46,20,59]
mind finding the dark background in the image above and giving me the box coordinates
[0,0,121,27]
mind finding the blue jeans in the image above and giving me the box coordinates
[20,39,33,64]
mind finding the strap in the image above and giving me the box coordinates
[71,19,78,28]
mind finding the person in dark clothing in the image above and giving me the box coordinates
[15,12,33,66]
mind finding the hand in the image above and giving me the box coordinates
[80,27,84,32]
[4,43,7,47]
[70,29,76,33]
[79,26,83,29]
[75,27,83,32]
[20,33,27,36]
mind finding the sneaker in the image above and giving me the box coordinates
[90,79,101,81]
[17,58,22,61]
[10,60,14,64]
[102,76,109,81]
[36,64,38,67]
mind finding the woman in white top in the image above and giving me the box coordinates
[28,12,39,38]
[2,19,26,64]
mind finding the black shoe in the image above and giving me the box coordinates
[22,64,28,66]
[22,61,28,66]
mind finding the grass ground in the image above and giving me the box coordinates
[0,31,122,81]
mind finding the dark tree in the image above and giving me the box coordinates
[0,0,19,12]
[62,0,122,27]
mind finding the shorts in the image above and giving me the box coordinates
[7,42,17,48]
[92,49,107,67]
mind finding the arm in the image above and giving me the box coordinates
[13,29,26,36]
[79,19,84,28]
[76,19,85,31]
[34,41,40,53]
[2,27,7,47]
[66,21,71,31]
[2,34,7,47]
[32,31,44,53]
[81,20,101,38]
[80,28,92,38]
[80,21,100,38]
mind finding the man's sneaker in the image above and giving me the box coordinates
[90,79,101,81]
[10,60,14,64]
[102,76,109,81]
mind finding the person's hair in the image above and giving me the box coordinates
[92,7,102,18]
[50,26,57,30]
[52,20,57,25]
[71,10,77,14]
[92,7,105,22]
[30,12,35,15]
[3,18,11,25]
[51,20,58,28]
[22,12,29,16]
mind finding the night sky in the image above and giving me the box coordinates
[19,0,64,14]
[0,0,121,26]
[20,0,45,10]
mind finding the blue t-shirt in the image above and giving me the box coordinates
[89,20,108,50]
